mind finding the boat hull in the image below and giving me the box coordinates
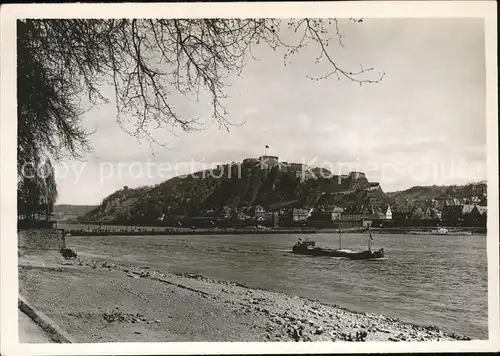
[292,246,384,260]
[447,231,473,236]
[432,231,473,236]
[409,230,473,236]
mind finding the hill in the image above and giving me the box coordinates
[73,163,487,225]
[81,161,388,224]
[386,182,487,208]
[53,204,98,222]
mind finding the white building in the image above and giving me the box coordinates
[292,208,311,221]
[384,206,393,220]
[330,206,344,221]
[252,205,266,219]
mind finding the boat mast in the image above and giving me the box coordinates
[368,225,372,251]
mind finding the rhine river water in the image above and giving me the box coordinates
[66,232,488,339]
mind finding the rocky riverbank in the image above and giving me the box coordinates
[18,253,471,342]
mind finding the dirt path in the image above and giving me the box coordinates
[18,310,54,343]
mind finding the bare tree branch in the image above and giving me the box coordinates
[18,18,384,167]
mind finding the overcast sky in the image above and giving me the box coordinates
[52,18,486,205]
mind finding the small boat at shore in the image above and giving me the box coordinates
[431,227,449,235]
[292,228,384,260]
[430,227,474,236]
[408,227,473,236]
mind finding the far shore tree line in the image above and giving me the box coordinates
[17,158,58,223]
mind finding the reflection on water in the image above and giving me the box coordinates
[67,232,487,339]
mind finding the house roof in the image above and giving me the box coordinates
[476,206,487,215]
[247,205,265,214]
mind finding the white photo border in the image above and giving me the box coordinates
[1,1,498,355]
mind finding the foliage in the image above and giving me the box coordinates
[387,183,487,210]
[17,158,58,221]
[17,20,91,172]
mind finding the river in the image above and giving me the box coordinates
[65,231,488,339]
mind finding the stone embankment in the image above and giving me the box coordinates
[63,227,318,237]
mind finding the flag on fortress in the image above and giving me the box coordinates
[265,145,269,148]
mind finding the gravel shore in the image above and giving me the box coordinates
[18,253,471,342]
